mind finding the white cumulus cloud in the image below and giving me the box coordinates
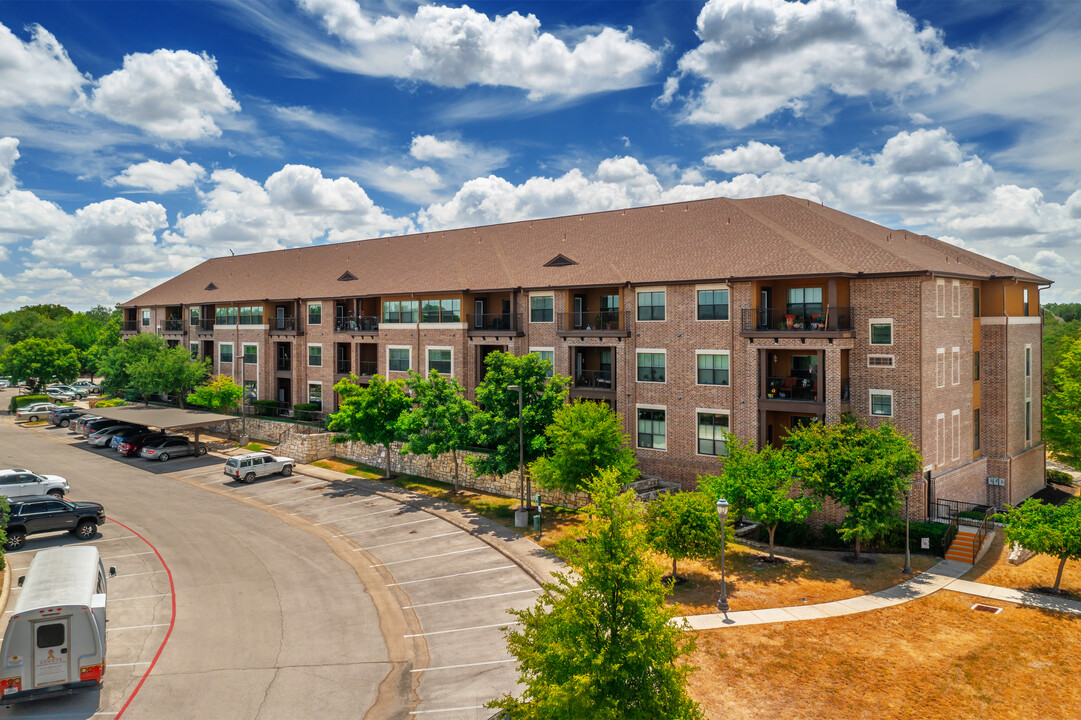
[0,22,87,108]
[112,158,207,193]
[704,141,787,174]
[410,135,466,161]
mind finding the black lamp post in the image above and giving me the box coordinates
[716,497,730,616]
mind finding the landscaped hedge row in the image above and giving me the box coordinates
[293,403,321,422]
[1047,469,1075,486]
[753,519,950,557]
[9,395,50,413]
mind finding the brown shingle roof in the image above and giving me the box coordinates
[123,195,1049,307]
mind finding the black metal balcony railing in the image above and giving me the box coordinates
[336,361,351,375]
[742,307,853,333]
[356,360,377,376]
[573,368,615,390]
[271,316,301,333]
[334,315,379,332]
[163,318,184,332]
[197,318,215,332]
[276,357,291,372]
[764,375,819,402]
[557,310,628,333]
[122,320,138,332]
[467,313,519,333]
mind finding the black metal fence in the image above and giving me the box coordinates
[270,316,301,332]
[466,313,519,332]
[573,368,615,389]
[741,306,853,332]
[334,315,379,332]
[556,310,628,332]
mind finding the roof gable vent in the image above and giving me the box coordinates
[205,282,218,291]
[544,253,578,268]
[338,270,358,282]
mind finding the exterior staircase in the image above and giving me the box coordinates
[945,527,989,564]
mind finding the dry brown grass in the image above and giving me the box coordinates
[967,534,1081,596]
[689,591,1081,720]
[667,543,938,614]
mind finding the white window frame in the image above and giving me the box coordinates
[530,347,555,377]
[635,403,667,452]
[951,409,961,460]
[426,345,454,376]
[695,283,730,322]
[869,389,893,417]
[936,413,946,465]
[636,287,667,323]
[528,292,554,324]
[935,279,945,318]
[695,350,730,387]
[952,280,961,318]
[695,407,730,458]
[189,342,199,357]
[636,348,667,384]
[307,302,322,325]
[243,343,259,366]
[867,354,895,368]
[141,309,151,327]
[1024,344,1033,400]
[244,379,258,402]
[307,343,323,368]
[951,347,960,385]
[868,318,893,346]
[386,345,412,373]
[1025,399,1032,443]
[936,348,945,388]
[218,342,234,374]
[307,381,323,408]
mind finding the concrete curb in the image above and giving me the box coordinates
[0,560,10,619]
[294,464,565,588]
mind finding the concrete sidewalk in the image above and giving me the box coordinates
[945,579,1081,616]
[295,463,566,586]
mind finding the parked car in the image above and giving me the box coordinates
[116,432,170,457]
[0,377,11,389]
[106,426,153,450]
[80,417,125,438]
[48,384,88,399]
[3,497,106,550]
[0,469,70,499]
[88,424,146,448]
[71,380,100,395]
[139,437,207,462]
[45,388,77,402]
[49,407,87,428]
[73,415,102,433]
[15,403,61,422]
[223,452,296,483]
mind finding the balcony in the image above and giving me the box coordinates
[121,320,138,333]
[570,368,617,400]
[276,357,291,373]
[270,317,302,335]
[741,307,853,337]
[467,313,521,336]
[356,360,377,378]
[196,318,214,334]
[764,375,820,402]
[334,315,379,334]
[557,310,630,338]
[162,318,184,334]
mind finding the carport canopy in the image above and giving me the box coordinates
[85,406,237,448]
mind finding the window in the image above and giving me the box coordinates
[190,308,200,326]
[696,353,729,385]
[637,351,666,383]
[189,342,199,358]
[308,383,322,410]
[244,345,258,365]
[530,295,554,323]
[868,355,895,368]
[973,286,981,318]
[244,380,257,400]
[936,413,945,465]
[308,345,322,367]
[869,390,893,417]
[239,306,264,325]
[637,291,666,321]
[952,410,961,460]
[600,294,619,312]
[219,343,233,364]
[1025,346,1032,378]
[637,408,666,450]
[974,408,981,451]
[786,287,823,324]
[1025,400,1032,442]
[936,348,945,388]
[428,348,452,375]
[973,351,980,381]
[382,300,419,323]
[697,412,729,456]
[935,280,945,317]
[141,309,150,327]
[952,281,961,318]
[951,347,960,385]
[36,623,64,649]
[420,299,461,323]
[697,289,729,320]
[1023,288,1031,317]
[215,307,238,325]
[531,349,555,378]
[869,319,893,345]
[388,347,410,372]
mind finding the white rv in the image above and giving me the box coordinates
[0,546,115,703]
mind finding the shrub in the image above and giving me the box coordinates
[9,395,50,413]
[252,400,279,417]
[293,403,321,422]
[94,398,128,408]
[880,521,950,556]
[752,519,820,548]
[1047,469,1075,486]
[957,509,988,521]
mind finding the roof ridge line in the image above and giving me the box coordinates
[735,197,863,274]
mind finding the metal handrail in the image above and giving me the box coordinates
[573,368,615,389]
[557,310,628,332]
[334,315,379,332]
[466,313,518,332]
[742,306,853,332]
[972,506,995,563]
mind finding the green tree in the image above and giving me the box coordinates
[1044,336,1081,468]
[187,375,244,413]
[700,436,818,560]
[400,370,476,492]
[0,337,80,393]
[1000,498,1081,592]
[327,375,412,478]
[645,491,725,580]
[99,332,167,396]
[530,399,638,494]
[86,315,122,381]
[468,351,570,499]
[128,346,208,406]
[489,468,703,720]
[785,417,921,560]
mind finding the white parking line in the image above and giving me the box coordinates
[403,588,540,609]
[410,659,515,673]
[388,565,516,587]
[409,706,485,715]
[114,570,166,578]
[110,593,171,602]
[291,495,375,516]
[404,621,519,638]
[357,530,463,551]
[371,547,488,567]
[102,551,154,560]
[334,517,437,537]
[109,661,152,667]
[245,481,326,499]
[107,623,170,631]
[318,507,401,525]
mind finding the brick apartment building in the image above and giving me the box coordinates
[122,195,1049,514]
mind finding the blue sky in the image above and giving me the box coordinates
[1,0,1079,311]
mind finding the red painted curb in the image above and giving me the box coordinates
[107,517,177,720]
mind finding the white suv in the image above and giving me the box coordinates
[223,453,296,484]
[0,469,70,498]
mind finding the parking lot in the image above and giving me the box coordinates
[2,393,552,718]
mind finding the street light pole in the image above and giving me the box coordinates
[716,498,730,616]
[903,484,912,574]
[507,384,525,512]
